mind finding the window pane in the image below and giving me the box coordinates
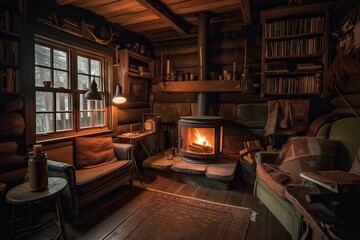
[36,92,53,111]
[95,112,104,126]
[94,98,104,110]
[80,112,92,128]
[35,44,50,67]
[53,49,67,70]
[94,76,103,91]
[80,94,92,110]
[77,56,89,74]
[56,113,73,131]
[35,66,51,87]
[78,74,89,90]
[36,113,54,134]
[91,59,100,76]
[56,93,72,111]
[54,70,68,88]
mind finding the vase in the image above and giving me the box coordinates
[28,154,48,192]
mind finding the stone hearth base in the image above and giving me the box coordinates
[142,150,239,189]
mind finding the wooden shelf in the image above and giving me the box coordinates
[151,80,244,93]
[265,54,324,60]
[265,32,324,41]
[265,71,322,76]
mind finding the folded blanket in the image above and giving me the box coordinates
[265,100,309,136]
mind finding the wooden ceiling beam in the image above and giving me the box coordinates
[135,0,191,34]
[239,0,251,25]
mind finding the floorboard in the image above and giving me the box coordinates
[241,185,269,240]
[205,188,229,204]
[190,186,210,199]
[10,170,290,240]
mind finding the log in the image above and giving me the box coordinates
[192,142,214,152]
[0,94,23,112]
[0,142,18,156]
[0,113,25,136]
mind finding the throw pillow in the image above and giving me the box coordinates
[74,137,117,169]
[278,137,340,175]
[349,146,360,176]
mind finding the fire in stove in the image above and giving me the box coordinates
[178,116,223,164]
[188,129,214,154]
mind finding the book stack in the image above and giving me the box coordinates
[265,16,325,38]
[266,36,324,57]
[300,170,360,193]
[0,68,18,92]
[296,63,323,71]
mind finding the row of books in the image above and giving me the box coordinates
[266,36,324,57]
[0,67,18,92]
[296,63,323,71]
[265,75,321,94]
[0,40,19,65]
[0,10,21,33]
[265,16,325,38]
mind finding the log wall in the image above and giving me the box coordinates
[0,94,27,189]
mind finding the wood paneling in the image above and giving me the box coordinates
[56,0,246,42]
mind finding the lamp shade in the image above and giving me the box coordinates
[112,84,127,104]
[84,77,102,100]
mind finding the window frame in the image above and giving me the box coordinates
[34,37,111,142]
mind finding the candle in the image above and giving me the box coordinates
[33,144,42,157]
[244,37,247,67]
[166,59,170,74]
[199,45,203,67]
[160,51,163,75]
[233,62,236,73]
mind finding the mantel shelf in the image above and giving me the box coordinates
[151,80,244,92]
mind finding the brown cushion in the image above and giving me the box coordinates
[256,163,302,199]
[75,160,132,195]
[349,147,360,176]
[278,137,339,175]
[74,137,117,169]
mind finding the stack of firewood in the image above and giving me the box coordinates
[239,140,264,164]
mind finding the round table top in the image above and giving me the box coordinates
[6,177,68,205]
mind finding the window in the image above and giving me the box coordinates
[35,38,110,141]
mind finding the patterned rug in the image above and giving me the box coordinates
[104,188,252,240]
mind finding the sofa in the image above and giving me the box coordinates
[46,137,134,221]
[254,117,360,239]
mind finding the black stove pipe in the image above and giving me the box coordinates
[197,11,210,116]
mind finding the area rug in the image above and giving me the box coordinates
[103,188,252,240]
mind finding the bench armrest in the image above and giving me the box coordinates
[255,151,279,164]
[113,143,134,161]
[48,160,78,218]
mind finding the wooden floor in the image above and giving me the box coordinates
[4,170,291,240]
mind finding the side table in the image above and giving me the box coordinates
[117,131,159,185]
[6,177,68,240]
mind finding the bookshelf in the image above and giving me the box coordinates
[0,0,22,93]
[260,2,333,97]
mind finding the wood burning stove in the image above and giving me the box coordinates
[178,116,223,163]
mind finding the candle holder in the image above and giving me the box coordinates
[28,153,48,192]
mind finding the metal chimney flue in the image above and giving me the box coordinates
[197,11,210,116]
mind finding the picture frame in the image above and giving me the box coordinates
[128,77,148,101]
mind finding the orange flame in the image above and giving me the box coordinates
[194,129,212,147]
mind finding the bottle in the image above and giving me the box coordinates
[28,145,48,192]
